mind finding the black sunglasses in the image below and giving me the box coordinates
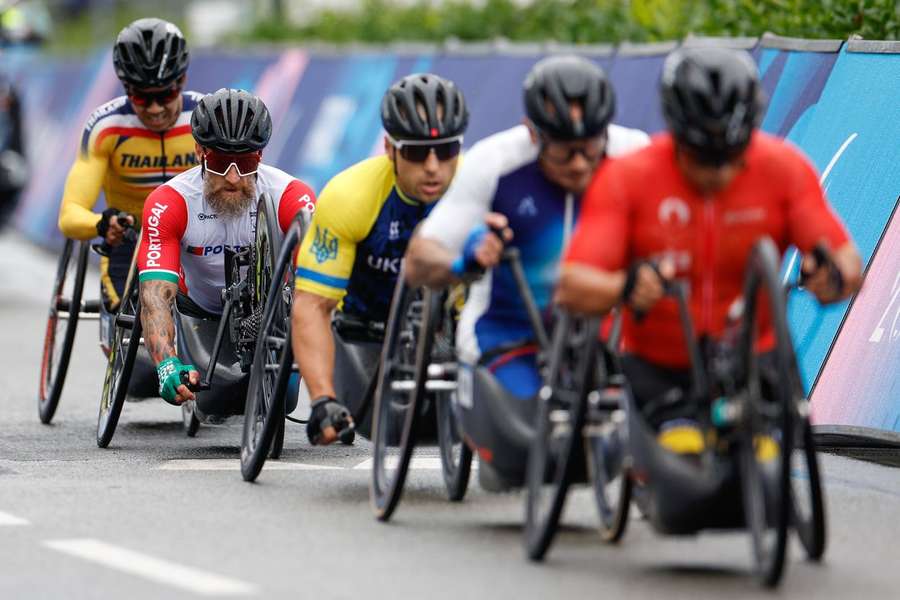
[539,134,607,165]
[127,84,182,107]
[388,135,463,163]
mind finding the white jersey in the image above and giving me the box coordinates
[137,163,316,314]
[418,123,650,363]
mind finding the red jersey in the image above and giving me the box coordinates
[565,132,849,369]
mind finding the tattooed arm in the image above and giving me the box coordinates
[140,279,178,364]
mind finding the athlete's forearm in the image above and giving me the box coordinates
[555,264,626,315]
[291,291,338,399]
[58,201,102,240]
[140,280,178,365]
[404,235,457,289]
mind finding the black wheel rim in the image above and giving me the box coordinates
[240,203,295,482]
[790,418,826,560]
[524,315,591,560]
[737,239,792,587]
[97,280,140,448]
[370,282,427,520]
[38,240,86,423]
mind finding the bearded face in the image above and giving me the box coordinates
[203,169,257,218]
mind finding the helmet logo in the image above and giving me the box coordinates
[430,127,438,138]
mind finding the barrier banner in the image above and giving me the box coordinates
[811,198,900,441]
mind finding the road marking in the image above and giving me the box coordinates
[0,511,29,526]
[353,457,445,471]
[43,538,258,596]
[158,459,342,471]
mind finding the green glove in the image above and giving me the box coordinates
[157,357,197,405]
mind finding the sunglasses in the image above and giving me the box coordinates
[127,85,182,107]
[387,134,463,163]
[203,150,262,177]
[539,135,606,165]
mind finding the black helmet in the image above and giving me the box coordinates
[381,73,468,140]
[660,47,764,165]
[113,18,189,88]
[191,88,272,153]
[523,55,616,141]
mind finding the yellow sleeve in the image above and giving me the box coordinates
[58,121,112,240]
[294,157,388,301]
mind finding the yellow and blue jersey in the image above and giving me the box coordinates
[294,155,436,323]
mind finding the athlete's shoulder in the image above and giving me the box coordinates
[606,123,651,157]
[747,132,818,178]
[83,96,133,131]
[162,165,203,200]
[464,124,538,177]
[79,96,137,154]
[323,155,394,203]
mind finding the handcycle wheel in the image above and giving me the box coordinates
[433,291,472,501]
[38,239,89,424]
[524,313,592,561]
[791,415,826,560]
[737,237,793,588]
[370,277,429,521]
[97,271,141,448]
[182,401,200,437]
[585,384,632,543]
[240,206,303,481]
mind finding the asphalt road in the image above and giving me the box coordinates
[1,231,899,599]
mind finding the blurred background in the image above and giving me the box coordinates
[0,0,898,50]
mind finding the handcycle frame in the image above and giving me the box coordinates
[526,236,827,588]
[369,246,553,521]
[95,193,289,447]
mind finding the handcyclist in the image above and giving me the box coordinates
[136,89,316,406]
[291,73,468,446]
[56,18,199,348]
[404,55,649,489]
[555,47,862,452]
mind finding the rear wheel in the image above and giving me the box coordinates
[791,416,826,560]
[182,400,200,437]
[737,238,793,588]
[38,240,89,424]
[524,314,592,561]
[97,272,141,448]
[240,207,302,482]
[370,278,428,521]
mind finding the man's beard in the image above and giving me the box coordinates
[204,177,256,218]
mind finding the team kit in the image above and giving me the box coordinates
[39,17,862,586]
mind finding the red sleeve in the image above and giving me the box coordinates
[565,159,630,270]
[277,179,317,233]
[784,145,850,252]
[137,185,187,284]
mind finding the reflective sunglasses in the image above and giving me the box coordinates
[127,84,182,107]
[203,150,262,177]
[387,134,463,163]
[539,135,606,165]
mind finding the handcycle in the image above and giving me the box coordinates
[369,247,562,521]
[37,215,157,424]
[524,236,828,588]
[238,235,429,482]
[95,193,298,448]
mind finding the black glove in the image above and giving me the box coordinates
[96,207,120,239]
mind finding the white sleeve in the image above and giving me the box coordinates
[417,141,500,255]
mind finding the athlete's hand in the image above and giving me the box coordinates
[157,357,200,405]
[105,213,135,247]
[625,258,675,313]
[802,242,862,304]
[473,212,513,270]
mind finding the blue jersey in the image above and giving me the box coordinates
[418,124,649,364]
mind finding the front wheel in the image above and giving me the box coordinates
[791,416,826,560]
[738,237,793,588]
[370,279,428,521]
[97,283,141,448]
[38,240,89,424]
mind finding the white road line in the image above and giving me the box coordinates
[158,459,342,471]
[43,538,258,597]
[0,510,29,526]
[353,457,445,471]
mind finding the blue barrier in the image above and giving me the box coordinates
[2,36,897,442]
